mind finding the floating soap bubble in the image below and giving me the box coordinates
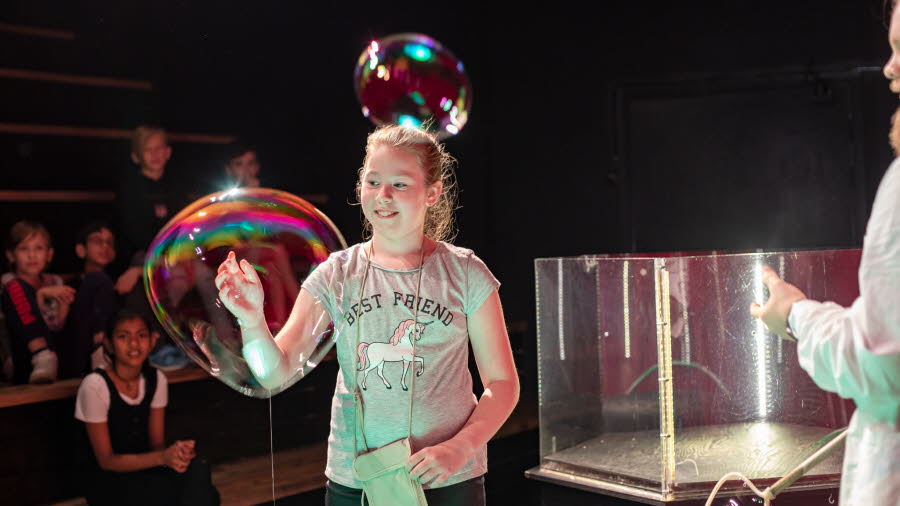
[354,33,472,139]
[144,188,346,397]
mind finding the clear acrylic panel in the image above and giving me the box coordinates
[532,249,859,502]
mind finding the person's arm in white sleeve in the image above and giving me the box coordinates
[754,160,900,405]
[789,160,900,400]
[854,159,900,355]
[788,299,900,402]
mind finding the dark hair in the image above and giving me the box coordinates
[224,140,257,165]
[105,309,150,338]
[76,220,112,246]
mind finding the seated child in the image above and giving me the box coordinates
[115,125,177,283]
[1,221,74,383]
[63,221,119,376]
[75,309,219,506]
[222,141,261,189]
[115,125,191,372]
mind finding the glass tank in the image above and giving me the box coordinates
[525,250,860,503]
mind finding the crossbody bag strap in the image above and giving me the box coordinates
[354,249,372,455]
[407,246,425,440]
[353,242,425,456]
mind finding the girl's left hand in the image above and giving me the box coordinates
[406,439,473,487]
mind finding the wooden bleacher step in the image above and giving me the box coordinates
[0,67,152,90]
[0,22,75,40]
[0,365,209,409]
[0,123,235,144]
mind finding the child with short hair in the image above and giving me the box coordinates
[115,125,190,372]
[223,140,261,189]
[115,125,176,296]
[1,220,74,383]
[64,221,120,375]
[76,221,116,275]
[75,309,219,505]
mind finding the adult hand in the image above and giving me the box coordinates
[750,266,807,341]
[37,285,76,306]
[114,266,143,295]
[215,251,266,329]
[406,439,473,487]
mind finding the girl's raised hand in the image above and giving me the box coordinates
[215,251,266,328]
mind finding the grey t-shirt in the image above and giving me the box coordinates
[302,241,500,489]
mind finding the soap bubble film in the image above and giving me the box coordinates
[354,33,472,139]
[144,188,346,397]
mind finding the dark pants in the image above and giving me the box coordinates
[86,459,220,506]
[325,476,485,506]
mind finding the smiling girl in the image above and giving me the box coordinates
[74,310,219,505]
[216,125,519,505]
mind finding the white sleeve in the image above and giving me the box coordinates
[789,299,900,402]
[788,159,900,403]
[151,369,168,408]
[74,373,111,423]
[855,158,900,355]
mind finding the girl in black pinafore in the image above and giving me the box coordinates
[74,309,219,506]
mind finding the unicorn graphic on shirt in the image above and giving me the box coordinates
[357,319,428,391]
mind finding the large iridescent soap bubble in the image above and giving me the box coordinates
[144,188,346,397]
[354,33,472,139]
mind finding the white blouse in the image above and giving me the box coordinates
[74,368,168,423]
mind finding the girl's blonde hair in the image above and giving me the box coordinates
[357,124,458,242]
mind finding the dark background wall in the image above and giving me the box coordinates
[3,0,895,318]
[1,0,895,387]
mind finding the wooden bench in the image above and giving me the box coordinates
[0,365,209,408]
[0,346,342,408]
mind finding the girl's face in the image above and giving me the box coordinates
[108,317,156,368]
[360,146,441,243]
[6,233,53,279]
